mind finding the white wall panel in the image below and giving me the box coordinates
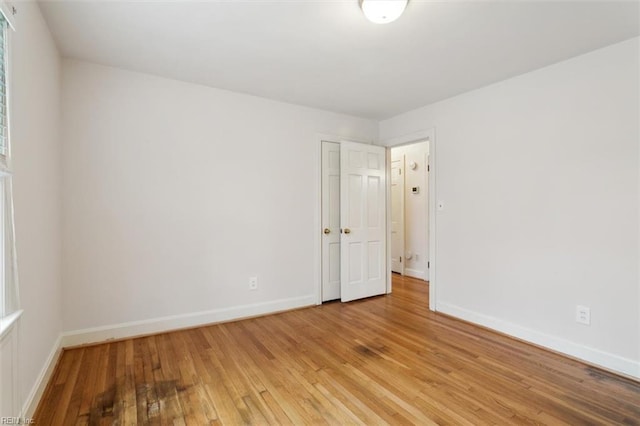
[61,60,377,331]
[380,38,640,377]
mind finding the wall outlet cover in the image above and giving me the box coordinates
[249,276,258,290]
[576,305,590,325]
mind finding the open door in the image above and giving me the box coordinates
[340,142,387,302]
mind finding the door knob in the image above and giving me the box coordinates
[323,228,331,234]
[344,228,351,234]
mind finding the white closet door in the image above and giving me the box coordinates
[340,142,386,302]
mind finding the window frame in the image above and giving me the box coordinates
[0,7,9,171]
[0,2,19,329]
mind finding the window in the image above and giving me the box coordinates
[0,6,19,325]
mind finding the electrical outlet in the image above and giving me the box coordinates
[249,276,258,291]
[576,305,590,325]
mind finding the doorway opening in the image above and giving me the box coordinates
[390,140,429,282]
[385,129,436,311]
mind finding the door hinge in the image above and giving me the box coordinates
[428,261,430,268]
[427,165,430,172]
[400,256,402,262]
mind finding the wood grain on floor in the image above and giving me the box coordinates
[34,275,640,425]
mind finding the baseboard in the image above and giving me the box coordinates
[61,295,316,348]
[404,268,426,280]
[437,302,640,379]
[21,334,63,418]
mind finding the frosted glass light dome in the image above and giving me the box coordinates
[361,0,408,24]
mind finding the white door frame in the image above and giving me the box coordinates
[383,129,437,312]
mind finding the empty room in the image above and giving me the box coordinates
[0,0,639,424]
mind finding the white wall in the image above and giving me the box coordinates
[61,60,377,336]
[10,2,62,414]
[391,142,429,280]
[380,37,640,377]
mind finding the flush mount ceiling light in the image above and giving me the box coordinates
[360,0,408,24]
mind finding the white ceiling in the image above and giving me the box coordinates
[39,1,639,119]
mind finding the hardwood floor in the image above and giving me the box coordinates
[35,275,640,425]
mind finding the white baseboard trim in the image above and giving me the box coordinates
[404,268,426,280]
[438,302,640,379]
[21,334,63,418]
[61,294,316,348]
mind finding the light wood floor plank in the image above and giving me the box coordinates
[34,275,640,425]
